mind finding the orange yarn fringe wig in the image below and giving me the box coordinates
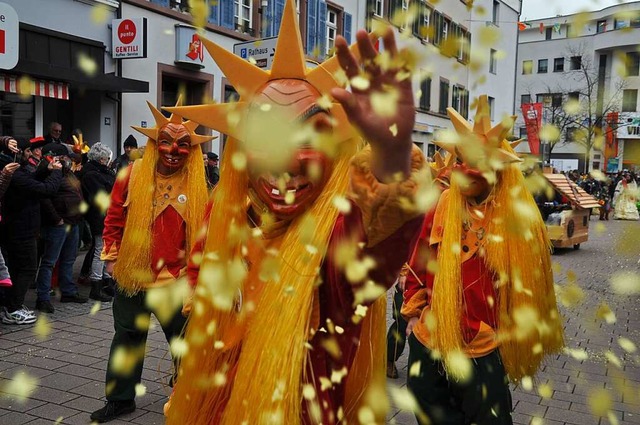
[429,141,564,382]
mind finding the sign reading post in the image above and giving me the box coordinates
[112,18,147,59]
[0,3,19,70]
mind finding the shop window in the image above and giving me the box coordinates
[0,93,34,142]
[374,0,384,17]
[551,93,562,108]
[568,92,580,102]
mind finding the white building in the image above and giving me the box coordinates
[515,2,640,173]
[365,0,521,157]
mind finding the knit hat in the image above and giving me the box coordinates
[41,142,70,157]
[123,134,138,148]
[206,152,218,161]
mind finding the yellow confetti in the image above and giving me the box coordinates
[354,304,368,317]
[590,169,607,182]
[521,376,533,391]
[371,89,399,118]
[596,303,616,324]
[78,201,89,214]
[110,346,145,376]
[302,384,316,400]
[350,75,370,91]
[170,337,189,358]
[557,282,585,308]
[330,366,348,384]
[78,52,98,76]
[409,360,421,377]
[388,386,422,413]
[214,340,225,350]
[610,271,640,295]
[618,337,637,353]
[134,314,150,330]
[538,383,553,398]
[445,350,473,383]
[2,371,38,402]
[531,418,544,425]
[319,376,332,391]
[188,0,207,28]
[357,406,375,424]
[478,26,501,46]
[54,417,64,425]
[94,191,111,213]
[539,124,560,143]
[34,315,51,340]
[231,151,247,170]
[587,388,612,416]
[91,4,109,24]
[316,95,333,111]
[608,411,620,425]
[389,123,398,137]
[564,347,589,361]
[332,195,351,214]
[604,351,623,369]
[134,383,146,397]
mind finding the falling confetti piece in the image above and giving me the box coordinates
[604,351,623,369]
[618,337,637,353]
[538,383,553,398]
[350,75,370,91]
[446,351,473,383]
[78,201,89,214]
[54,417,64,425]
[610,271,640,295]
[302,384,316,400]
[521,376,533,391]
[170,337,189,358]
[135,383,147,397]
[332,195,351,214]
[588,388,612,416]
[389,123,398,137]
[91,4,109,24]
[78,52,98,76]
[2,371,38,402]
[564,347,589,361]
[34,315,51,340]
[94,191,111,213]
[409,360,421,377]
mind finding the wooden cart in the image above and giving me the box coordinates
[537,173,600,250]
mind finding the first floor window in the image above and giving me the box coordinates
[538,59,548,73]
[375,0,384,17]
[419,77,431,111]
[326,8,338,55]
[439,79,449,114]
[523,60,533,74]
[234,0,251,32]
[490,49,498,74]
[521,94,531,105]
[623,89,638,112]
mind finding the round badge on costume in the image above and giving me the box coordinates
[178,194,187,204]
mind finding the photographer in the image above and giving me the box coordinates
[0,137,20,289]
[0,139,63,325]
[34,144,88,314]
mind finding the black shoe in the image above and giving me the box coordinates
[60,293,88,303]
[35,300,55,314]
[102,277,116,297]
[90,400,136,423]
[386,362,399,379]
[89,280,113,302]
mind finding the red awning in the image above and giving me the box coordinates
[0,74,69,100]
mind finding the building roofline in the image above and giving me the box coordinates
[523,1,640,23]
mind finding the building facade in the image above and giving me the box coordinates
[0,0,147,152]
[515,2,640,173]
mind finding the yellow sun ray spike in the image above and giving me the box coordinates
[133,97,216,146]
[164,102,247,142]
[270,0,306,79]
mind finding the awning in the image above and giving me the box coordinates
[0,74,69,100]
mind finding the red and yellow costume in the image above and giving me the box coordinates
[163,1,426,423]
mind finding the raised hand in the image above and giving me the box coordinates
[3,163,20,175]
[331,28,416,182]
[7,138,18,153]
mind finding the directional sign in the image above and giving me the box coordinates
[0,3,18,70]
[233,37,277,70]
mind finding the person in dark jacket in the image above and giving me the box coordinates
[0,141,63,324]
[34,143,88,314]
[0,137,20,289]
[17,136,47,173]
[80,143,115,302]
[43,122,63,144]
[204,151,220,188]
[111,134,138,173]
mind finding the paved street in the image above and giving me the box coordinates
[0,217,639,424]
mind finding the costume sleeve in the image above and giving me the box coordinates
[101,165,132,261]
[349,144,426,247]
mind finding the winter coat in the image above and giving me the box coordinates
[1,168,62,240]
[80,160,115,235]
[40,171,84,227]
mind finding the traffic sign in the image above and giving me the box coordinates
[0,3,18,70]
[233,37,277,70]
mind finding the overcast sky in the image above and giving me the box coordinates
[521,0,636,20]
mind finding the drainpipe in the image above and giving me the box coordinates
[115,0,123,159]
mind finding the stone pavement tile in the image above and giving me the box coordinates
[56,364,103,379]
[59,333,102,346]
[0,396,46,413]
[387,410,416,425]
[61,395,105,414]
[513,400,547,417]
[0,410,37,424]
[67,381,105,399]
[81,345,111,359]
[3,344,44,355]
[2,365,55,380]
[2,353,67,371]
[544,405,600,424]
[625,412,640,423]
[0,361,25,373]
[539,397,570,410]
[131,410,165,425]
[511,390,542,405]
[27,386,81,404]
[511,412,533,424]
[134,393,166,411]
[37,373,92,392]
[24,402,81,421]
[30,348,103,368]
[569,400,623,421]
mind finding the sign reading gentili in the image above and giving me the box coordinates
[112,18,147,59]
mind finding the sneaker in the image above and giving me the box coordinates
[60,293,88,303]
[1,306,37,325]
[36,300,55,314]
[0,278,12,287]
[90,400,136,423]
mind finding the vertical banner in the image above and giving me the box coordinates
[522,103,543,155]
[604,111,619,171]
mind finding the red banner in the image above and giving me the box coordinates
[522,103,543,155]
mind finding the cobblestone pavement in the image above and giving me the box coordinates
[0,217,639,424]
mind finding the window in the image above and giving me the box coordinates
[519,127,527,139]
[492,1,499,26]
[545,27,552,40]
[521,94,531,106]
[522,60,533,74]
[626,52,640,76]
[439,79,449,114]
[489,49,497,74]
[374,0,384,17]
[631,15,640,28]
[538,59,548,73]
[419,77,431,111]
[536,94,551,104]
[553,57,564,72]
[568,92,579,102]
[566,127,576,142]
[551,93,562,108]
[570,56,581,70]
[452,85,461,112]
[461,31,471,64]
[234,0,252,32]
[401,0,409,30]
[432,11,443,46]
[597,20,607,33]
[326,8,338,55]
[420,7,432,42]
[488,96,495,120]
[442,17,450,42]
[460,88,469,119]
[169,0,189,12]
[622,89,638,112]
[614,18,627,30]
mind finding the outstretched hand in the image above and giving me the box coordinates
[331,28,415,182]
